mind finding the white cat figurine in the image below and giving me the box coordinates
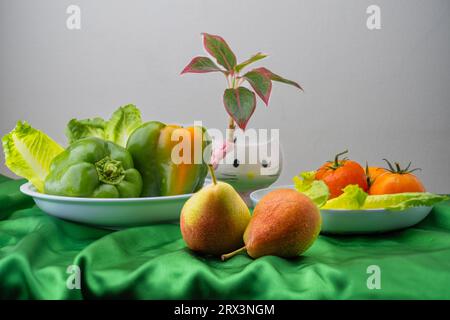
[214,131,282,207]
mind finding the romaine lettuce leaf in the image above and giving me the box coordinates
[2,121,64,192]
[65,117,106,144]
[105,104,142,147]
[322,185,368,210]
[65,104,142,147]
[363,193,449,210]
[293,171,329,207]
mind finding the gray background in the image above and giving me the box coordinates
[1,0,449,192]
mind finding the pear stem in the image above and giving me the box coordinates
[221,246,247,261]
[208,164,217,185]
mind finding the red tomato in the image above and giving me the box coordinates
[316,150,368,199]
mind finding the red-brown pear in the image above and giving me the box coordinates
[222,189,321,260]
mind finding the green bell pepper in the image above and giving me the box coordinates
[127,121,211,197]
[44,137,142,198]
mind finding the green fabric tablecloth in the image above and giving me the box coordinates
[1,175,450,300]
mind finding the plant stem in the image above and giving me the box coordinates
[236,77,245,87]
[227,117,235,143]
[227,75,236,142]
[228,116,235,129]
[221,246,247,261]
[226,74,233,88]
[224,73,238,149]
[208,164,217,185]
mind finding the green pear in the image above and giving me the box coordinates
[180,165,251,256]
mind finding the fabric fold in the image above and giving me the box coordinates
[1,175,450,299]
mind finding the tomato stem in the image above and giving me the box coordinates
[382,159,421,174]
[365,161,373,188]
[334,150,348,165]
[327,150,349,170]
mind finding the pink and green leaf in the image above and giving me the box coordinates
[235,52,268,73]
[243,70,272,105]
[202,33,236,71]
[223,87,256,130]
[255,67,303,91]
[181,56,224,74]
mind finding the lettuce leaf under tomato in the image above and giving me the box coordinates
[2,121,64,192]
[65,104,142,147]
[293,171,329,207]
[292,172,448,210]
[321,185,368,210]
[364,193,449,211]
[321,186,448,210]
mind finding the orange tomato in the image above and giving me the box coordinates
[365,165,388,188]
[369,160,425,195]
[366,166,388,181]
[316,150,368,199]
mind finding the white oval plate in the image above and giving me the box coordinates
[250,185,433,234]
[20,182,201,229]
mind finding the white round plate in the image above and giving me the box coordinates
[20,182,203,229]
[250,185,433,234]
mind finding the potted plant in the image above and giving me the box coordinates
[181,33,302,203]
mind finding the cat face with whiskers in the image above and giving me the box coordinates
[215,134,282,192]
